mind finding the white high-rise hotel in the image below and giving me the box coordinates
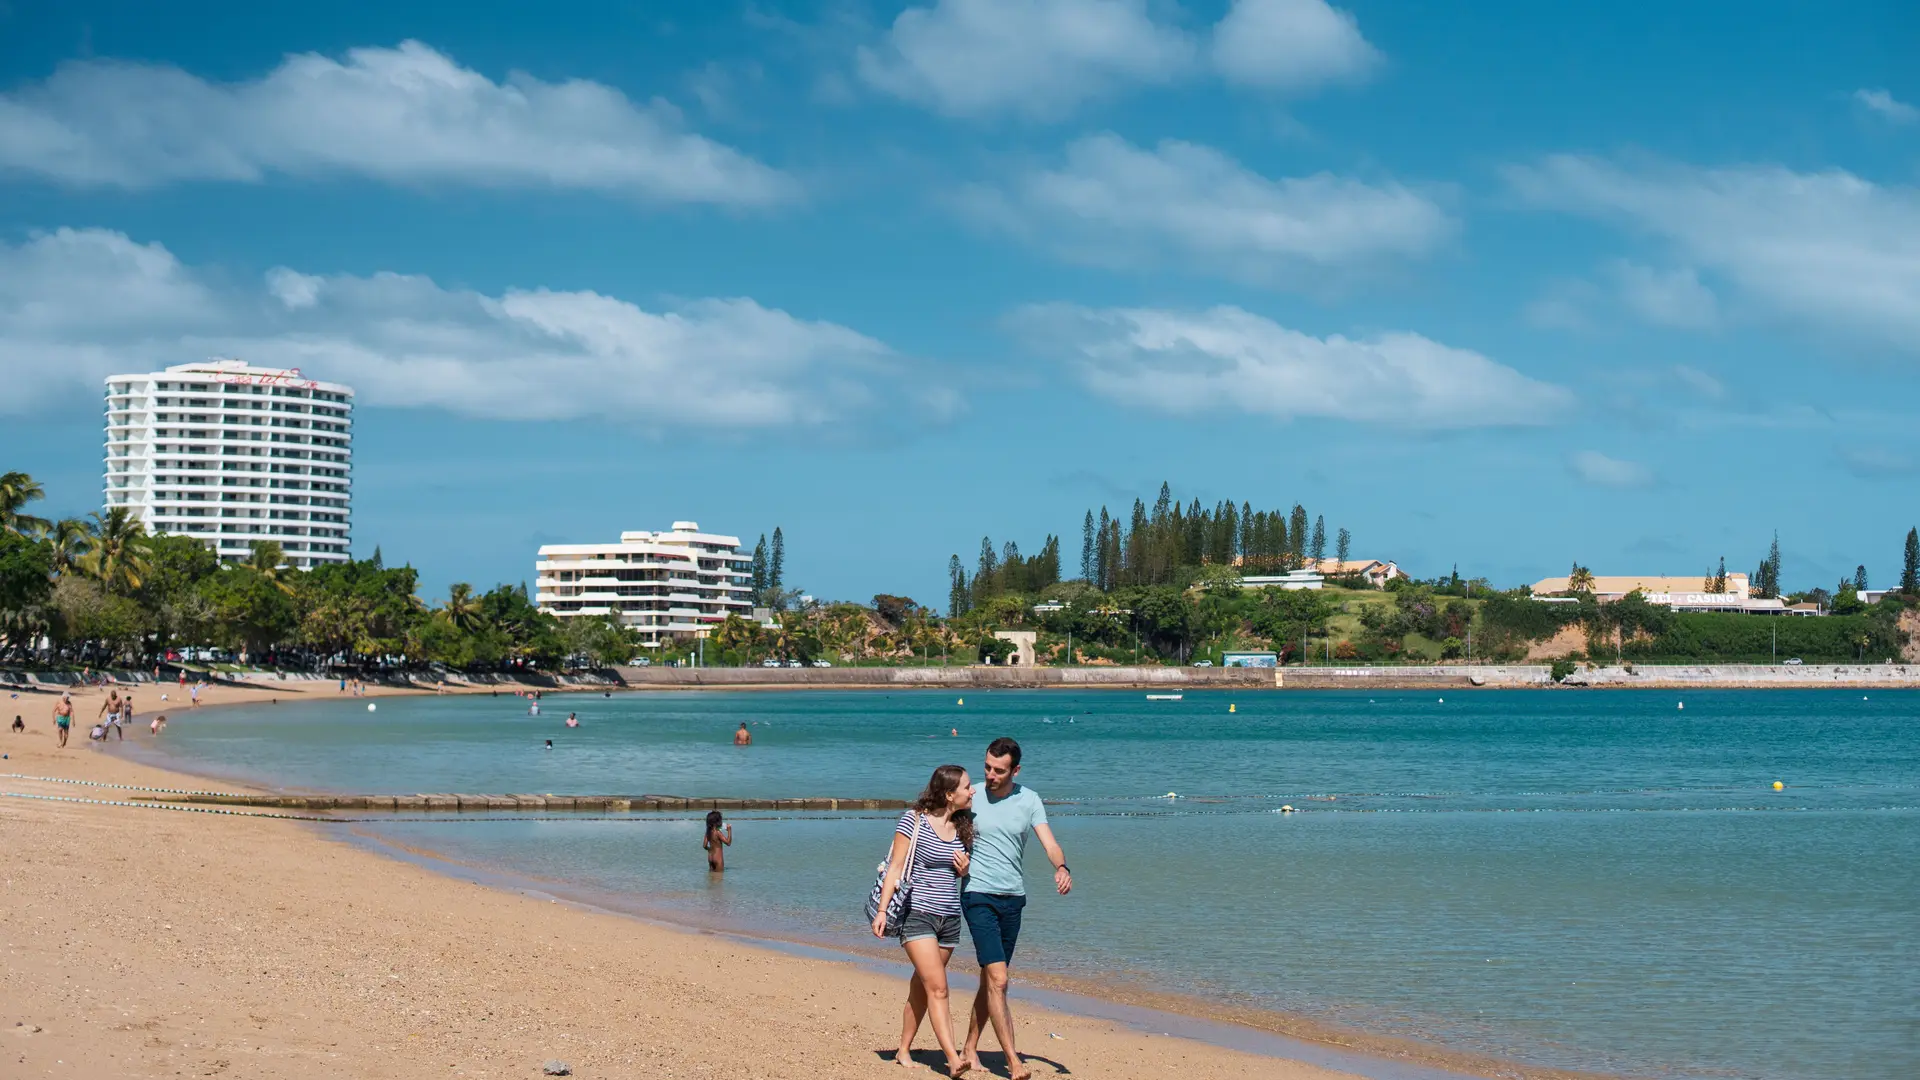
[104,360,353,568]
[536,523,754,647]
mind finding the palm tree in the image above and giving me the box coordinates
[1567,563,1596,594]
[45,518,92,575]
[0,471,50,537]
[245,540,296,594]
[442,582,482,632]
[78,507,152,594]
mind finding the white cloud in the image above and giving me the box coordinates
[1607,261,1719,330]
[0,228,915,427]
[855,0,1382,119]
[1854,88,1918,124]
[1507,155,1920,349]
[857,0,1192,120]
[1568,450,1654,489]
[1211,0,1380,91]
[1008,303,1569,427]
[964,134,1451,281]
[0,41,795,204]
[1671,365,1727,400]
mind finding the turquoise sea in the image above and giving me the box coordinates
[142,689,1918,1080]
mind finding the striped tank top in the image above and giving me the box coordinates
[896,811,966,916]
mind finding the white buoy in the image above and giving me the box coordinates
[367,702,376,712]
[1677,702,1684,710]
[1437,697,1444,703]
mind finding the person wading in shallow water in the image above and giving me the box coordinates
[734,722,752,746]
[960,738,1071,1080]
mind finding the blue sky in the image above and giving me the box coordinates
[2,0,1916,604]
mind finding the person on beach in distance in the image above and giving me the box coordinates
[961,738,1070,1080]
[98,689,122,731]
[873,764,976,1077]
[703,810,732,872]
[151,714,167,736]
[11,715,23,733]
[565,712,579,728]
[734,722,752,746]
[53,693,73,747]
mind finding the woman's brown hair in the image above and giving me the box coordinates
[912,764,975,848]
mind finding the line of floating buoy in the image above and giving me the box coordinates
[1773,781,1784,790]
[957,698,964,706]
[1228,703,1235,713]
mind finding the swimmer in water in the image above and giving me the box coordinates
[734,722,752,746]
[565,713,579,728]
[545,739,553,750]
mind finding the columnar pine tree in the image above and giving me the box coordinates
[1335,527,1351,567]
[1080,511,1095,581]
[769,528,785,590]
[1288,505,1309,563]
[1309,515,1327,566]
[1903,528,1920,594]
[977,536,997,598]
[947,555,969,617]
[1854,564,1869,591]
[1094,508,1112,589]
[750,535,769,600]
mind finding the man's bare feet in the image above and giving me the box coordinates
[963,1051,985,1075]
[892,1049,918,1068]
[1006,1061,1031,1080]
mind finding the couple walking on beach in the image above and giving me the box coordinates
[871,737,1071,1078]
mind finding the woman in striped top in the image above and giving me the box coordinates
[871,764,976,1077]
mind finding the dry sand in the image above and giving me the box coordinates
[1,686,1368,1080]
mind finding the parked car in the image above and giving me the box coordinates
[811,659,833,668]
[1784,657,1803,665]
[1193,660,1214,667]
[626,657,652,667]
[787,659,805,668]
[761,658,783,668]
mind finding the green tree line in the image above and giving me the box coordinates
[0,470,638,670]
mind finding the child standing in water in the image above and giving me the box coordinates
[703,810,732,872]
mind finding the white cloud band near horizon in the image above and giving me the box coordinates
[964,133,1452,282]
[1507,155,1920,349]
[0,228,914,427]
[1009,303,1570,428]
[0,41,795,204]
[1568,450,1654,489]
[857,0,1378,120]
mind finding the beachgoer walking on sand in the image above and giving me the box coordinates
[872,765,976,1077]
[190,681,202,707]
[11,715,23,733]
[53,693,73,747]
[959,738,1071,1080]
[734,722,752,746]
[704,810,733,872]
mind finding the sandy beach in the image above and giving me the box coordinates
[1,685,1370,1080]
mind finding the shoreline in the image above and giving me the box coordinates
[3,684,1612,1080]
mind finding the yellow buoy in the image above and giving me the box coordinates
[957,698,964,706]
[1229,703,1236,713]
[1772,781,1784,791]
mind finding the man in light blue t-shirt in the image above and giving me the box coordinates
[960,736,1070,1080]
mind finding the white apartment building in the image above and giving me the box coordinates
[535,522,754,646]
[104,360,353,568]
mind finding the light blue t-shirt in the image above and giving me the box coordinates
[963,784,1047,897]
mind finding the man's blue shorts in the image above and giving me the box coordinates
[962,892,1026,968]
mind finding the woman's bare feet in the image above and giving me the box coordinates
[946,1060,970,1079]
[892,1049,918,1068]
[1006,1060,1032,1080]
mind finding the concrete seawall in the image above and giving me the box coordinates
[612,665,1274,689]
[612,663,1920,690]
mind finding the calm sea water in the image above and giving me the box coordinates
[144,689,1919,1080]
